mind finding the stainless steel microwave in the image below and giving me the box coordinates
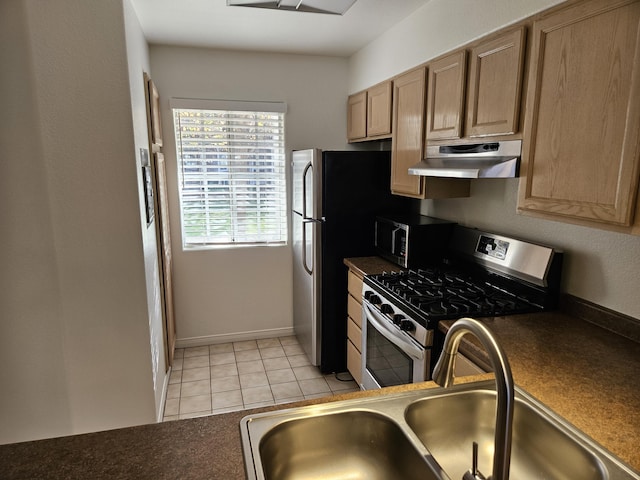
[374,214,455,268]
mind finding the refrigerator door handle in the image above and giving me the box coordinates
[301,218,322,275]
[302,161,313,220]
[301,219,313,275]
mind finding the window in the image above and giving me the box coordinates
[171,99,287,249]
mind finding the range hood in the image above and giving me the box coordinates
[408,140,522,179]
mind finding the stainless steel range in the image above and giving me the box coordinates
[361,225,563,390]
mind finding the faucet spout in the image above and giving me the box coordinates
[432,318,515,480]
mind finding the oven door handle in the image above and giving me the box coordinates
[364,302,424,360]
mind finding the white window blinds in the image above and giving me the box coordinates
[171,100,287,248]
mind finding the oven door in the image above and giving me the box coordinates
[361,302,430,390]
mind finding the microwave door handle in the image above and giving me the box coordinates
[364,303,424,360]
[302,161,312,220]
[391,227,397,253]
[391,227,401,255]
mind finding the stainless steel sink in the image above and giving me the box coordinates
[405,389,605,480]
[257,410,439,480]
[240,380,640,480]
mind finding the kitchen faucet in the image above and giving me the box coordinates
[432,317,514,480]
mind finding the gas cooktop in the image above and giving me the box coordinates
[364,226,563,328]
[368,268,541,322]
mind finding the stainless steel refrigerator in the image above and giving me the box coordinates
[291,149,411,373]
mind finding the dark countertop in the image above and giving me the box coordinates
[0,379,485,480]
[0,409,251,479]
[1,257,639,478]
[343,255,402,277]
[440,312,640,472]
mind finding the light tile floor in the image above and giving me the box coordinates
[163,336,359,421]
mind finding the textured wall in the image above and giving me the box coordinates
[347,0,565,93]
[424,181,640,320]
[0,0,158,444]
[149,46,351,344]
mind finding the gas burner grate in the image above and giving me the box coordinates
[367,268,548,321]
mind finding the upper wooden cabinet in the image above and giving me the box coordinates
[425,51,467,141]
[425,29,526,142]
[347,81,393,142]
[466,27,526,138]
[347,91,367,141]
[391,67,470,199]
[391,68,428,197]
[366,81,393,137]
[518,0,640,228]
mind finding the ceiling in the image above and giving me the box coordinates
[129,0,431,56]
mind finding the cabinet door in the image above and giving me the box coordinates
[391,67,426,198]
[347,91,367,141]
[466,27,526,137]
[426,51,467,141]
[367,81,393,137]
[347,339,362,386]
[519,0,640,226]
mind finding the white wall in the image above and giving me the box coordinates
[348,0,640,320]
[348,0,565,93]
[0,0,71,442]
[123,0,168,420]
[149,46,350,344]
[0,0,160,444]
[423,182,640,319]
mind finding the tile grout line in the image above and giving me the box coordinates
[164,336,359,421]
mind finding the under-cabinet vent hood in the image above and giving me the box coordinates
[408,140,522,179]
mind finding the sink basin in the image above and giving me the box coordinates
[257,410,438,480]
[240,381,640,480]
[405,389,605,480]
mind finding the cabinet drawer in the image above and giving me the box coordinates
[347,294,362,329]
[347,339,362,386]
[347,270,363,301]
[347,316,362,352]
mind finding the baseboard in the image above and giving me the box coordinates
[175,326,296,349]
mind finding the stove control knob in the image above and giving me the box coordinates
[400,320,416,332]
[380,304,393,315]
[363,291,375,301]
[367,294,381,305]
[392,314,404,326]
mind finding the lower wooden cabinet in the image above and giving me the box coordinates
[346,335,362,386]
[346,269,364,385]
